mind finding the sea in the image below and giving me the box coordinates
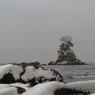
[43,62,95,83]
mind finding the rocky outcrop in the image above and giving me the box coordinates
[48,36,86,65]
[0,63,63,86]
[55,44,86,65]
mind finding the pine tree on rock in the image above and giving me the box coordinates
[56,36,85,65]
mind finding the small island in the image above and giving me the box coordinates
[48,36,86,65]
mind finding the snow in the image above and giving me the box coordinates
[21,66,59,81]
[21,81,67,95]
[21,80,95,95]
[0,83,30,93]
[0,83,31,95]
[0,87,19,95]
[0,64,63,87]
[10,83,31,90]
[0,84,10,90]
[67,80,95,93]
[0,80,94,95]
[0,64,23,80]
[90,94,95,95]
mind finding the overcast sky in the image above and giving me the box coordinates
[0,0,95,64]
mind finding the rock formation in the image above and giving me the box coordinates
[0,63,63,86]
[56,36,86,65]
[48,36,86,65]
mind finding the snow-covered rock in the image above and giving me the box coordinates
[0,64,23,83]
[0,63,63,85]
[21,81,67,95]
[0,84,10,90]
[21,80,95,95]
[0,83,30,94]
[0,83,29,95]
[21,66,63,85]
[0,87,19,95]
[90,94,95,95]
[10,83,31,90]
[0,80,94,95]
[67,80,95,93]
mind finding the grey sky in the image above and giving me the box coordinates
[0,0,95,63]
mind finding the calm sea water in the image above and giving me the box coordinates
[43,63,95,83]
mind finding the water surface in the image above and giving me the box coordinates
[43,63,95,83]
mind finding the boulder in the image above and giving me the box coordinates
[0,63,63,86]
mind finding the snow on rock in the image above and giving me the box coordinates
[0,64,23,80]
[0,64,23,83]
[0,83,23,90]
[0,83,28,94]
[0,63,63,85]
[10,83,31,90]
[0,80,95,95]
[0,84,10,90]
[67,80,95,93]
[21,81,67,95]
[21,66,63,84]
[90,94,95,95]
[0,87,19,95]
[21,80,95,95]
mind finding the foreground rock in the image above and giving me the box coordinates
[0,80,95,95]
[0,83,30,95]
[21,80,95,95]
[0,63,63,86]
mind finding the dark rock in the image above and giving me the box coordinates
[40,64,47,66]
[0,73,16,84]
[15,86,26,94]
[54,88,89,95]
[28,61,40,65]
